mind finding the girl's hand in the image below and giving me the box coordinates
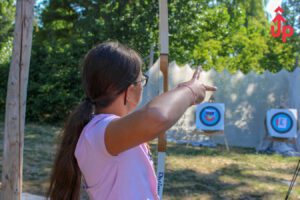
[177,66,217,104]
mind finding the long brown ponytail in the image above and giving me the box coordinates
[47,41,142,200]
[47,101,92,200]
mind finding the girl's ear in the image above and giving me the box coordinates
[123,85,134,105]
[126,85,134,98]
[127,84,135,91]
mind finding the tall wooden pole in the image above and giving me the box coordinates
[2,0,34,199]
[157,0,169,199]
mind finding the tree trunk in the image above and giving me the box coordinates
[2,0,34,199]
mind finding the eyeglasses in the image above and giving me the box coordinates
[124,73,149,105]
[132,73,149,87]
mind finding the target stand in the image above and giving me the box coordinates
[195,102,229,151]
[257,109,299,152]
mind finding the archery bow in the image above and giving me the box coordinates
[157,0,168,199]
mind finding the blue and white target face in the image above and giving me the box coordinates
[271,112,293,134]
[196,103,225,131]
[266,109,298,138]
[199,106,221,127]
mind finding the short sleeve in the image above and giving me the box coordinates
[84,114,120,158]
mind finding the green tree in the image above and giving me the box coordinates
[28,0,160,122]
[5,0,296,123]
[190,0,271,73]
[0,0,15,64]
[282,0,300,69]
[0,0,15,119]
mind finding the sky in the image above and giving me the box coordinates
[266,0,283,19]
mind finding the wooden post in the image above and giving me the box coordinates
[157,0,169,199]
[2,0,34,199]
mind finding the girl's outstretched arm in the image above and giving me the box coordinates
[105,68,217,156]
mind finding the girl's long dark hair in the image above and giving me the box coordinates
[47,42,142,200]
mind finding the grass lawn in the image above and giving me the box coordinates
[0,122,299,200]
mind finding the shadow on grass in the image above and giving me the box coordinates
[149,143,298,200]
[163,166,276,200]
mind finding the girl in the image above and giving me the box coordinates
[47,41,216,200]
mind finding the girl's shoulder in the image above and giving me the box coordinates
[75,113,120,159]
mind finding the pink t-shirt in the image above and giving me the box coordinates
[75,113,159,200]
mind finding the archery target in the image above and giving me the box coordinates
[196,103,225,131]
[266,109,298,138]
